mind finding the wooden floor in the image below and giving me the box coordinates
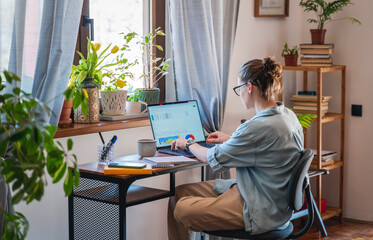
[300,217,373,239]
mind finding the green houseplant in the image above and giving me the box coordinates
[281,43,299,66]
[126,88,148,115]
[0,70,79,239]
[68,39,122,123]
[299,0,361,44]
[123,28,170,105]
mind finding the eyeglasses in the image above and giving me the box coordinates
[233,83,247,96]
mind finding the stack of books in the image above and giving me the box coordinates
[291,95,332,115]
[300,44,334,67]
[310,149,337,168]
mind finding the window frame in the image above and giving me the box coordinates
[75,0,166,102]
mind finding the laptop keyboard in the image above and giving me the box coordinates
[158,142,216,158]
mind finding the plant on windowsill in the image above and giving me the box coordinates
[123,28,170,105]
[67,38,122,123]
[299,0,361,44]
[281,43,299,66]
[0,70,79,240]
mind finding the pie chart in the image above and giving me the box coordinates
[185,134,195,140]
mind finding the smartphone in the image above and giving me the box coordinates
[107,162,146,169]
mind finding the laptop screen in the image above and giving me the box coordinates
[148,101,206,148]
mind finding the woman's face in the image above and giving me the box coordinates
[237,78,254,110]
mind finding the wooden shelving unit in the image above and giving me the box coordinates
[281,65,345,222]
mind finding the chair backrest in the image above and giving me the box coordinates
[287,149,314,211]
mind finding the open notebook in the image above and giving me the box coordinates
[143,156,197,167]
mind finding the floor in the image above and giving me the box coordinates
[300,217,373,239]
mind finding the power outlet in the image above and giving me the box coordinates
[351,104,362,117]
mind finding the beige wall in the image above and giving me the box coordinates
[18,1,373,239]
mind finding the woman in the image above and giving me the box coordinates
[168,57,304,240]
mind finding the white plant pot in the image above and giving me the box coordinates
[100,90,127,116]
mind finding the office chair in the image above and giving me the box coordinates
[204,149,315,240]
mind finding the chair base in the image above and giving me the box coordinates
[204,222,293,240]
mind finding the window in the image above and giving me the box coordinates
[77,0,166,101]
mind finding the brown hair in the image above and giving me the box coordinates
[238,57,282,101]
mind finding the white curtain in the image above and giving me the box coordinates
[1,0,83,236]
[167,0,239,133]
[7,0,83,125]
[167,1,240,239]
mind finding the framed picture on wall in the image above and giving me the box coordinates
[254,0,289,17]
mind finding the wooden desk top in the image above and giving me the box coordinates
[76,152,204,180]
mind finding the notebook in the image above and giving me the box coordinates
[103,164,153,175]
[144,156,197,166]
[147,100,215,157]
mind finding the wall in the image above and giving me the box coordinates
[17,1,373,239]
[222,0,373,222]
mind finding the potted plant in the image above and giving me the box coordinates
[0,70,79,239]
[67,38,122,123]
[299,0,361,44]
[123,28,170,105]
[126,88,148,115]
[282,43,299,66]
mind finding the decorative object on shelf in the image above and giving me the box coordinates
[299,0,361,44]
[254,0,289,17]
[101,90,127,116]
[123,28,170,105]
[281,42,299,66]
[127,88,148,114]
[58,99,73,127]
[66,38,123,123]
[300,43,334,66]
[0,70,79,239]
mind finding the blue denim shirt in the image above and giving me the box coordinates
[207,102,304,234]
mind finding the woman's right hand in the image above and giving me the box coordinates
[206,131,230,144]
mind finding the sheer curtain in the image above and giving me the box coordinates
[1,0,82,236]
[167,1,240,239]
[7,0,83,125]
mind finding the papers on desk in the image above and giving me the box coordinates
[143,156,197,168]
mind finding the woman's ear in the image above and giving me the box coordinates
[248,83,253,94]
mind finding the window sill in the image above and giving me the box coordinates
[54,117,150,139]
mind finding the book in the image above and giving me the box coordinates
[301,63,333,67]
[311,158,335,168]
[143,156,197,165]
[300,48,333,55]
[299,43,334,49]
[311,149,337,161]
[302,54,331,59]
[298,91,316,96]
[292,101,329,107]
[103,164,153,175]
[301,57,332,64]
[291,95,332,102]
[293,105,328,111]
[293,110,327,116]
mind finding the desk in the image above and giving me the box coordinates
[68,153,204,240]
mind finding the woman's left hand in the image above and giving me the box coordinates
[171,138,188,151]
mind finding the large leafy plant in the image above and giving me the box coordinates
[0,70,79,239]
[299,0,361,29]
[123,28,170,90]
[66,38,122,113]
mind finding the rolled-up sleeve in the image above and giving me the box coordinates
[207,124,258,171]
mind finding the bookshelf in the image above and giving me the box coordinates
[280,65,346,223]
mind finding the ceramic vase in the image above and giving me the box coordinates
[74,77,100,123]
[100,90,128,116]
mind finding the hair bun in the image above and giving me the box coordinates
[263,57,282,80]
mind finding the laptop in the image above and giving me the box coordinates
[147,100,215,158]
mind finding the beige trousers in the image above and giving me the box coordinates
[167,180,245,240]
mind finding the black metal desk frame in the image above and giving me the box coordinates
[68,163,205,240]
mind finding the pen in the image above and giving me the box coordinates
[98,132,105,150]
[102,135,117,159]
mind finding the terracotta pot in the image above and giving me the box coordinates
[284,55,298,66]
[310,29,326,44]
[58,99,73,127]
